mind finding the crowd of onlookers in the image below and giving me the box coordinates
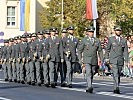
[96,35,133,79]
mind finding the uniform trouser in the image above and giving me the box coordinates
[65,61,74,85]
[85,64,96,89]
[25,62,30,82]
[2,62,8,79]
[49,61,56,83]
[35,60,41,83]
[59,62,66,84]
[54,62,59,83]
[7,62,12,80]
[111,64,122,89]
[29,61,35,82]
[20,62,25,81]
[129,67,133,77]
[42,62,49,84]
[16,62,21,81]
[12,62,17,80]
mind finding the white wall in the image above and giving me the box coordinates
[0,0,48,39]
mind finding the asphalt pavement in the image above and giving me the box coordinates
[0,70,133,100]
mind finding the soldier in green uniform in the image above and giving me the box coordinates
[34,32,44,86]
[19,34,28,84]
[29,33,37,85]
[2,40,9,81]
[16,36,22,83]
[42,30,50,87]
[11,37,18,82]
[62,26,79,88]
[105,26,128,94]
[78,26,103,93]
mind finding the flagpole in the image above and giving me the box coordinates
[93,19,96,37]
[61,0,64,30]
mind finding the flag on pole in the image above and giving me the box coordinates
[25,0,30,31]
[20,0,25,31]
[86,0,98,20]
[20,0,30,31]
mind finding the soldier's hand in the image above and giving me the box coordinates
[46,54,50,61]
[105,59,109,64]
[34,52,37,57]
[66,51,71,57]
[13,58,16,63]
[33,57,36,61]
[61,59,64,63]
[4,59,6,62]
[22,58,25,63]
[17,58,20,63]
[40,57,43,61]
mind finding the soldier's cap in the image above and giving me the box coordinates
[14,36,18,40]
[44,30,50,34]
[114,25,122,31]
[61,28,68,33]
[21,34,27,38]
[9,38,14,42]
[4,39,9,43]
[86,26,95,32]
[37,31,44,35]
[55,30,59,34]
[26,33,32,38]
[31,33,37,37]
[50,27,57,32]
[68,26,75,30]
[17,36,21,40]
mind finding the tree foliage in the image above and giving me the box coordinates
[39,0,133,37]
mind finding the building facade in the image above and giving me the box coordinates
[0,0,48,39]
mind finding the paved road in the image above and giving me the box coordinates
[0,70,133,100]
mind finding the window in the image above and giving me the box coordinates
[7,6,16,27]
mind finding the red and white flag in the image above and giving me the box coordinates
[86,0,98,20]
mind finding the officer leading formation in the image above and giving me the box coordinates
[0,25,128,94]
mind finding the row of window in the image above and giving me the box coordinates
[7,6,16,26]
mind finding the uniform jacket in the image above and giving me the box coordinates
[105,36,128,65]
[78,36,103,65]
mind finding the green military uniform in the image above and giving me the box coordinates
[62,26,79,88]
[105,26,128,94]
[2,40,9,81]
[78,26,103,93]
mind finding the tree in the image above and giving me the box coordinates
[39,0,133,37]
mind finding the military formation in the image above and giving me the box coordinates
[0,25,128,94]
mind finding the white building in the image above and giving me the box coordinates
[0,0,48,39]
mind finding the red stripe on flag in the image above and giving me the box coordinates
[86,0,93,20]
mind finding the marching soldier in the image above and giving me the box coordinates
[11,37,17,82]
[19,34,28,84]
[42,30,50,87]
[62,26,79,88]
[78,26,103,93]
[60,28,68,87]
[105,26,128,94]
[45,27,63,88]
[15,36,22,83]
[29,33,37,85]
[25,34,32,85]
[7,38,14,82]
[2,40,9,81]
[34,31,44,86]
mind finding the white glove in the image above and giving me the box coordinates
[34,52,37,57]
[61,59,64,63]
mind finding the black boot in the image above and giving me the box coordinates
[114,87,120,94]
[86,87,93,93]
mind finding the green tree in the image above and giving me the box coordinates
[39,0,133,37]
